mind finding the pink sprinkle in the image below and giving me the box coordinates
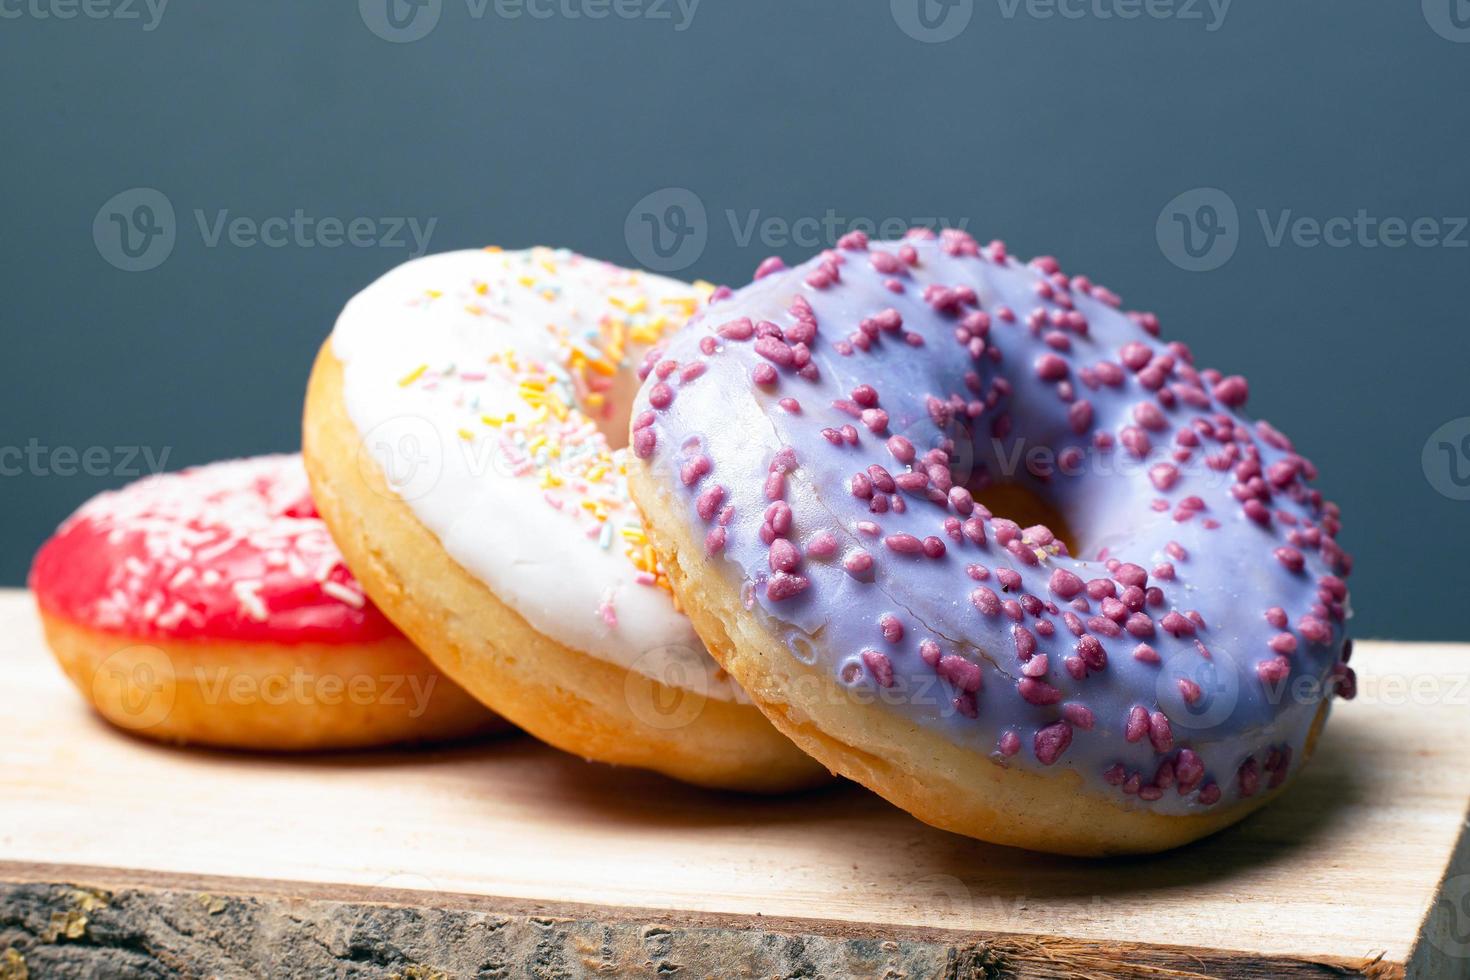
[884,533,924,554]
[1213,375,1249,407]
[1062,703,1095,730]
[764,501,793,536]
[971,586,1001,616]
[1238,757,1261,796]
[1124,705,1150,743]
[1161,611,1195,637]
[632,427,657,459]
[844,550,873,576]
[1149,712,1174,753]
[886,436,916,464]
[1125,613,1156,638]
[1076,634,1108,671]
[648,382,674,410]
[1114,563,1148,588]
[1132,643,1160,664]
[1178,678,1202,705]
[754,335,795,367]
[768,539,801,573]
[1274,546,1305,573]
[919,639,941,666]
[718,317,755,340]
[1120,341,1152,371]
[1269,632,1298,655]
[753,257,786,280]
[679,454,711,487]
[705,526,726,553]
[879,613,904,644]
[1048,568,1085,599]
[1149,463,1180,492]
[938,654,982,693]
[1034,721,1073,765]
[766,573,810,602]
[1298,616,1332,644]
[752,363,777,386]
[1257,657,1291,684]
[1068,399,1094,435]
[861,649,895,688]
[999,731,1021,756]
[696,485,726,521]
[1134,401,1168,432]
[1035,353,1069,381]
[806,532,838,559]
[1175,749,1204,793]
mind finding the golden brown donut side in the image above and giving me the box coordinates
[628,463,1325,855]
[38,608,498,751]
[302,342,830,792]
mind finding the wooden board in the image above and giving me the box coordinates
[0,588,1466,979]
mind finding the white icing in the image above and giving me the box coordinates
[331,247,742,701]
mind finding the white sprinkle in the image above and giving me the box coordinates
[321,580,366,609]
[232,580,269,622]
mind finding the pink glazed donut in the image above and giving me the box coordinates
[626,229,1355,855]
[30,454,500,750]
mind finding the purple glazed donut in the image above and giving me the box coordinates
[626,229,1355,855]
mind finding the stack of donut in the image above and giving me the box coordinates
[32,232,1355,854]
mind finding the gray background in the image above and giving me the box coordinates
[2,0,1466,639]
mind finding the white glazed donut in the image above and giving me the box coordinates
[303,246,828,790]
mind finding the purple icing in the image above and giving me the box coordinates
[633,230,1354,817]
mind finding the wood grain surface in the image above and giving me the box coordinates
[1,590,1466,978]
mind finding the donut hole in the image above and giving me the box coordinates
[975,483,1080,558]
[591,369,644,452]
